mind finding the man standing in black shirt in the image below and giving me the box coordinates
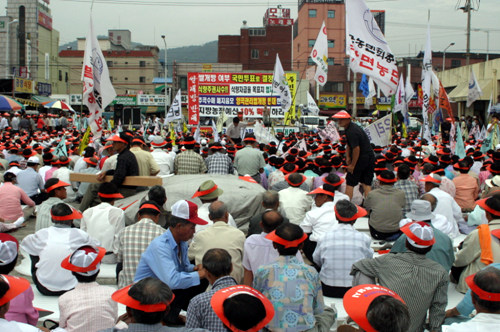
[80,132,140,210]
[332,111,375,200]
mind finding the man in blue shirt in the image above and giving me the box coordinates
[135,199,209,324]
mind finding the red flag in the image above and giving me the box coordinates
[439,82,453,122]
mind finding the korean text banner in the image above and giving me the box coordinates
[187,72,296,125]
[346,0,398,96]
[364,114,392,147]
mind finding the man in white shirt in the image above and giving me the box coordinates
[278,173,312,225]
[313,200,372,298]
[52,156,76,202]
[191,180,237,232]
[150,137,175,176]
[443,266,500,331]
[81,183,125,264]
[421,193,460,239]
[21,202,99,296]
[242,210,302,286]
[300,184,338,262]
[421,174,465,233]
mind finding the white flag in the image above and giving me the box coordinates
[467,69,483,107]
[310,21,329,86]
[272,54,291,113]
[307,91,320,116]
[393,74,406,115]
[211,119,220,143]
[193,122,201,142]
[346,0,398,96]
[364,76,376,108]
[216,108,228,133]
[421,23,433,143]
[165,89,182,124]
[82,17,116,141]
[405,70,415,103]
[364,114,392,146]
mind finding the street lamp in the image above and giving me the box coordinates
[5,19,18,78]
[442,42,455,71]
[161,35,170,110]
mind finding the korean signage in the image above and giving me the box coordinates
[70,94,82,105]
[187,72,297,125]
[14,77,34,93]
[37,9,52,31]
[318,94,347,109]
[264,7,293,26]
[111,95,136,106]
[137,94,166,106]
[36,82,52,96]
[349,97,377,105]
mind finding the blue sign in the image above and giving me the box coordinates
[37,82,52,96]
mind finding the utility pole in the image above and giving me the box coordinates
[458,0,479,66]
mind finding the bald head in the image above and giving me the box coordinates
[261,210,284,233]
[208,201,228,222]
[421,193,437,212]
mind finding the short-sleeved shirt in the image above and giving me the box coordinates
[344,121,374,162]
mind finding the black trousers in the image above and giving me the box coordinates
[302,235,317,264]
[164,278,209,324]
[321,282,350,298]
[369,224,402,241]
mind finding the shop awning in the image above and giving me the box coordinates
[32,95,56,104]
[15,97,41,107]
[448,79,494,102]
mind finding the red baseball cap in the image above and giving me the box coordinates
[343,284,406,332]
[265,230,307,248]
[419,174,441,184]
[332,110,351,119]
[335,204,367,222]
[50,205,83,221]
[45,180,70,193]
[61,246,106,276]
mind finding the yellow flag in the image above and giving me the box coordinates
[183,122,188,134]
[170,123,176,145]
[78,127,91,155]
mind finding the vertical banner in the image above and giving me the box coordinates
[82,17,116,141]
[346,0,398,96]
[310,21,329,86]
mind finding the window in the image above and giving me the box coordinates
[327,58,334,66]
[180,76,188,90]
[107,60,113,67]
[58,70,62,81]
[332,82,343,92]
[65,72,68,82]
[328,10,335,18]
[125,77,128,81]
[264,50,269,56]
[451,59,461,68]
[308,58,315,66]
[328,40,335,48]
[139,76,146,83]
[344,57,350,66]
[249,28,266,36]
[109,77,113,82]
[139,61,146,67]
[309,9,317,18]
[308,39,315,48]
[251,49,259,59]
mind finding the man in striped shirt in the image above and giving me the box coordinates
[116,201,165,288]
[352,221,448,332]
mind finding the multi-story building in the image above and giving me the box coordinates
[0,0,67,97]
[59,30,162,96]
[218,7,293,71]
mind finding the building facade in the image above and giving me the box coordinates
[1,0,67,95]
[218,7,293,71]
[59,30,162,96]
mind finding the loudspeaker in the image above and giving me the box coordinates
[114,104,123,124]
[123,107,141,125]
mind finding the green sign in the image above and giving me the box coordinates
[111,95,137,106]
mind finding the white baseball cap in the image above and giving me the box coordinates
[27,156,40,164]
[171,200,208,225]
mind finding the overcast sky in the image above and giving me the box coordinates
[2,0,498,57]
